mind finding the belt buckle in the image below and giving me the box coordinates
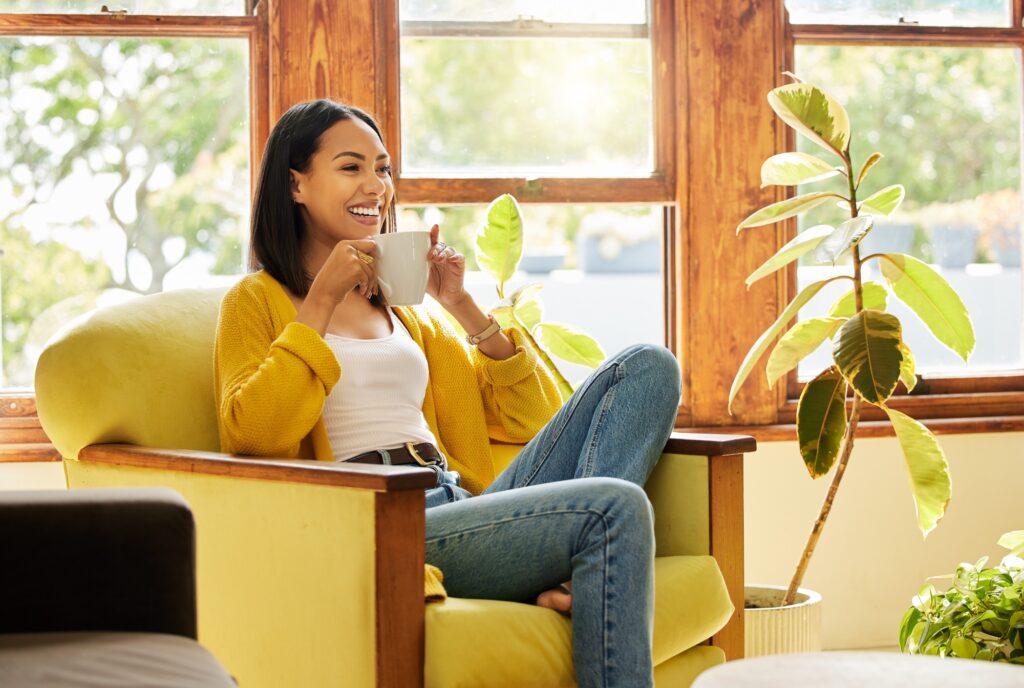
[405,442,435,466]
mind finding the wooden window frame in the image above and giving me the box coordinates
[0,5,269,452]
[379,0,677,207]
[773,0,1024,427]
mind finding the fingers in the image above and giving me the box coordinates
[429,224,439,244]
[349,238,379,256]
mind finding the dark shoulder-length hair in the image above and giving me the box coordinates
[249,99,397,299]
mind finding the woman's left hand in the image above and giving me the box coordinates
[426,224,468,308]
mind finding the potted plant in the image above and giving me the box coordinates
[731,79,975,655]
[899,530,1024,663]
[456,194,606,401]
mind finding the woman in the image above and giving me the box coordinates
[214,99,681,687]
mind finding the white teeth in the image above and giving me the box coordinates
[349,206,380,217]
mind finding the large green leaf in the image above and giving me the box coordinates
[884,406,952,536]
[746,224,834,286]
[833,309,903,404]
[515,294,543,331]
[534,322,605,368]
[760,152,842,187]
[879,254,975,360]
[813,216,874,264]
[860,184,906,216]
[827,282,888,317]
[765,317,847,388]
[998,530,1024,558]
[490,282,543,330]
[474,194,523,285]
[797,366,849,478]
[856,152,883,189]
[899,342,917,392]
[728,278,840,413]
[767,83,851,156]
[736,192,843,233]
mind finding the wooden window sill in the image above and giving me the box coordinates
[678,415,1024,443]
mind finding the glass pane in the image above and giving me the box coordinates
[791,46,1022,379]
[0,37,250,388]
[785,0,1011,27]
[399,37,654,176]
[0,0,245,14]
[399,0,645,24]
[397,204,664,385]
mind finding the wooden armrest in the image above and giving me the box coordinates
[665,432,756,456]
[78,444,437,492]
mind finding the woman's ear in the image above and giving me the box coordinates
[289,169,304,204]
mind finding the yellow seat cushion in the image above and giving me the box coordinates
[424,555,732,687]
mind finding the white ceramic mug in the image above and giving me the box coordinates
[374,230,432,306]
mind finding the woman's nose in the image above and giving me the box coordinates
[362,170,386,194]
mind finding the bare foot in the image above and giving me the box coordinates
[535,581,572,615]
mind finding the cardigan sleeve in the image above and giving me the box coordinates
[214,280,341,456]
[471,326,564,443]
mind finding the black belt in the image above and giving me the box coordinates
[346,442,445,467]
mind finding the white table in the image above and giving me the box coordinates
[692,651,1024,688]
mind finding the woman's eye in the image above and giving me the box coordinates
[379,165,393,175]
[339,165,358,172]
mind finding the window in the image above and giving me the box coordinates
[781,0,1024,422]
[0,6,263,390]
[390,0,675,390]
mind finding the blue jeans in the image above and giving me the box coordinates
[424,344,681,688]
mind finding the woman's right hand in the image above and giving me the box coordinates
[311,238,380,303]
[296,239,379,337]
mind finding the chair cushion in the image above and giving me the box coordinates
[0,632,235,687]
[35,287,227,461]
[425,555,733,687]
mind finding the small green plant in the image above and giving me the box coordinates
[731,78,975,606]
[899,530,1024,663]
[471,194,605,400]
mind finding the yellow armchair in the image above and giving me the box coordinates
[35,287,753,687]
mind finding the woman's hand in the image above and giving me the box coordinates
[309,238,380,304]
[425,224,468,308]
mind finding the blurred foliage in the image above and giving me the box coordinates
[0,36,249,385]
[400,37,652,173]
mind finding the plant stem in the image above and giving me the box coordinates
[782,151,865,607]
[783,396,862,606]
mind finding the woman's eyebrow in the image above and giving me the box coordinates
[331,151,389,161]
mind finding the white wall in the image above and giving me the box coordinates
[745,432,1024,649]
[0,461,66,490]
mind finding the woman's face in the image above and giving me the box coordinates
[290,117,394,244]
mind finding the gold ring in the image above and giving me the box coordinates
[356,251,374,265]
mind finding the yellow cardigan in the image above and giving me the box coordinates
[214,270,563,600]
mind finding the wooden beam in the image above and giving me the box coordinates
[0,14,258,37]
[374,489,426,687]
[708,453,745,661]
[681,0,788,426]
[268,0,379,120]
[664,432,757,456]
[77,445,437,492]
[395,175,671,205]
[791,24,1024,46]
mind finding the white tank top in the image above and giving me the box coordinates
[322,309,438,461]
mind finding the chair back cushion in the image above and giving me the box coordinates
[35,287,228,460]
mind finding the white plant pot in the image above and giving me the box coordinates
[744,584,823,657]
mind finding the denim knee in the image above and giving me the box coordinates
[579,477,655,532]
[619,344,681,398]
